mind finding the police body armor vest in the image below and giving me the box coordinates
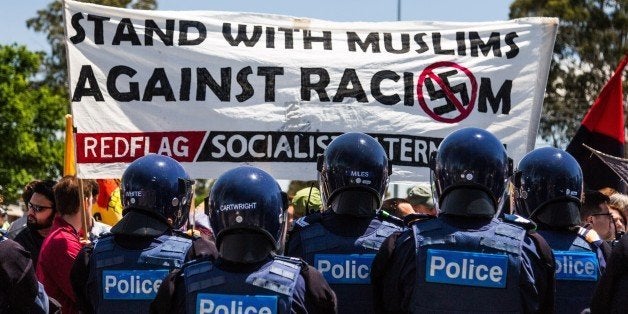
[87,233,193,313]
[537,229,601,314]
[294,216,401,313]
[410,218,526,313]
[183,256,301,314]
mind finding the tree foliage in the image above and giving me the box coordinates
[0,1,157,202]
[26,0,157,98]
[0,45,65,202]
[509,0,627,147]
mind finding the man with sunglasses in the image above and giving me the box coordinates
[582,191,616,244]
[13,180,57,267]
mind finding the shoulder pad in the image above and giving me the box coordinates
[274,255,307,271]
[294,212,323,228]
[501,214,537,230]
[294,217,309,228]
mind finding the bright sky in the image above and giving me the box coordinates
[1,0,512,52]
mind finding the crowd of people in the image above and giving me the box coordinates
[1,128,627,313]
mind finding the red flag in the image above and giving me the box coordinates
[581,55,627,144]
[566,54,627,191]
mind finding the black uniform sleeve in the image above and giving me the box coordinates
[520,231,556,314]
[591,235,628,313]
[70,244,94,314]
[298,261,337,313]
[0,237,39,313]
[370,230,415,314]
[150,268,186,314]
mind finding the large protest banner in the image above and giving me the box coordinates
[63,0,557,181]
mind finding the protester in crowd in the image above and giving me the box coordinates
[0,192,59,314]
[608,192,627,238]
[286,132,402,313]
[371,128,555,313]
[512,147,608,313]
[37,175,94,314]
[292,186,322,216]
[7,180,39,238]
[71,154,217,313]
[0,207,8,230]
[91,179,123,226]
[1,229,52,313]
[287,186,322,229]
[381,197,414,218]
[590,233,628,313]
[406,182,437,216]
[84,179,111,241]
[13,180,57,267]
[151,165,337,314]
[581,190,616,242]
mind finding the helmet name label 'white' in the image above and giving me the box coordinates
[426,249,508,288]
[196,293,277,314]
[124,191,143,197]
[314,253,375,284]
[553,250,598,281]
[219,202,257,212]
[102,269,169,299]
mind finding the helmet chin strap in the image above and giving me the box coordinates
[330,190,379,217]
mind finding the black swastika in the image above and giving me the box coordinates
[424,70,470,115]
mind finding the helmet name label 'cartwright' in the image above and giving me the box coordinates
[219,202,257,212]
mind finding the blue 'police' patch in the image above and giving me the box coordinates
[553,250,599,281]
[314,254,375,284]
[425,249,508,288]
[196,293,277,314]
[102,269,169,300]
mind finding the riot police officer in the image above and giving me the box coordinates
[70,154,217,313]
[286,132,403,313]
[150,165,337,313]
[371,127,555,313]
[512,147,609,313]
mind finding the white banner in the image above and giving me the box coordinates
[64,0,557,181]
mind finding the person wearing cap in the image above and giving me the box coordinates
[69,154,217,314]
[406,183,437,216]
[288,187,322,228]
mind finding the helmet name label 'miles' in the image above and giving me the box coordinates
[196,293,277,314]
[102,269,169,299]
[218,202,257,212]
[553,250,599,281]
[314,254,375,284]
[425,249,508,288]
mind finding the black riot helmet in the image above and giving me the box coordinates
[431,127,512,217]
[207,166,288,263]
[512,147,583,227]
[120,154,194,231]
[318,132,391,217]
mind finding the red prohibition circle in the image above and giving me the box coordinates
[416,61,478,123]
